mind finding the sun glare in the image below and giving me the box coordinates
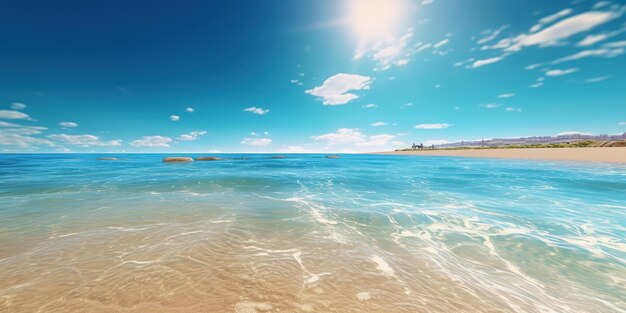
[346,0,406,40]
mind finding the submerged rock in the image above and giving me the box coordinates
[325,155,341,159]
[97,157,118,161]
[163,157,194,163]
[196,156,224,161]
[271,156,286,159]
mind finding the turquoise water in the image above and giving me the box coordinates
[0,154,625,312]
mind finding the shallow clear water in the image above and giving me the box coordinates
[0,154,625,312]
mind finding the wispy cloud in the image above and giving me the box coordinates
[470,7,625,69]
[169,115,180,122]
[243,106,270,115]
[59,122,78,128]
[0,121,51,148]
[530,8,573,33]
[130,136,172,148]
[546,68,578,76]
[0,110,34,120]
[305,73,372,105]
[48,134,122,147]
[186,107,194,113]
[370,122,386,127]
[467,56,505,68]
[312,128,366,145]
[415,123,451,129]
[585,76,611,83]
[312,128,396,148]
[506,10,620,52]
[552,45,625,64]
[557,131,593,136]
[476,25,509,45]
[481,103,502,109]
[177,130,207,141]
[362,103,377,108]
[11,103,26,110]
[240,137,271,147]
[498,93,515,98]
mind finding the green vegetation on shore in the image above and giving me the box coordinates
[396,140,626,151]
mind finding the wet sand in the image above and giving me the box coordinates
[373,147,626,163]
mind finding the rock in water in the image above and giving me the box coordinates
[271,156,286,159]
[163,157,194,163]
[326,155,341,159]
[97,157,118,161]
[196,156,224,161]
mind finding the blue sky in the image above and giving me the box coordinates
[1,0,625,153]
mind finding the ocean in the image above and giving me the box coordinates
[0,154,625,312]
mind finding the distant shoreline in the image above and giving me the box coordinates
[372,147,626,163]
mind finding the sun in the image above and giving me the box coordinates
[346,0,406,41]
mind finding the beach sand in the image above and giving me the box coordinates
[373,147,626,163]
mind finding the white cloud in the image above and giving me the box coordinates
[312,128,366,145]
[243,106,270,115]
[546,68,578,76]
[362,103,377,108]
[240,137,272,147]
[422,0,433,5]
[433,39,449,49]
[557,131,593,136]
[186,107,194,113]
[526,63,542,70]
[498,93,515,98]
[424,139,450,146]
[59,122,78,128]
[505,107,522,112]
[415,123,451,129]
[305,73,372,105]
[312,128,396,149]
[0,122,52,148]
[370,122,386,127]
[354,134,395,147]
[11,103,26,110]
[279,145,307,153]
[481,103,502,109]
[130,136,172,148]
[594,1,611,9]
[356,28,427,71]
[552,47,624,63]
[604,40,626,48]
[618,122,626,126]
[0,110,33,120]
[477,25,509,45]
[169,115,180,121]
[177,130,207,141]
[577,25,626,46]
[48,134,122,147]
[507,10,620,52]
[530,8,573,33]
[396,59,410,66]
[530,82,544,88]
[585,76,610,83]
[454,58,475,67]
[578,33,610,46]
[467,56,505,68]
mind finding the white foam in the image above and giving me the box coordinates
[356,292,371,301]
[106,226,148,232]
[234,302,272,313]
[371,255,395,278]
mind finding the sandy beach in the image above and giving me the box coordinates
[373,147,626,163]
